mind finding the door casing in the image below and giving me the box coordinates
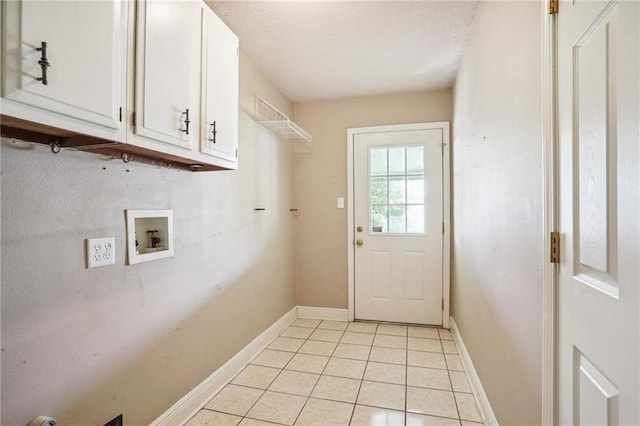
[346,122,451,328]
[542,0,558,423]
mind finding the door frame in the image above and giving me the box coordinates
[542,0,558,423]
[346,122,451,328]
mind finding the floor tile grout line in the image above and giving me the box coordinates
[353,401,469,423]
[353,402,406,413]
[347,322,379,425]
[299,392,358,406]
[206,384,268,420]
[306,322,345,386]
[290,319,347,426]
[300,345,360,425]
[273,319,323,425]
[238,318,321,425]
[448,338,483,424]
[229,376,472,398]
[443,336,464,424]
[253,386,317,399]
[404,324,409,426]
[242,412,288,425]
[232,373,280,424]
[408,328,463,423]
[226,382,266,424]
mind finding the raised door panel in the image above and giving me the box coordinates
[3,0,126,132]
[574,4,619,296]
[135,0,202,150]
[201,8,239,165]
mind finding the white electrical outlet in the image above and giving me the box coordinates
[86,237,115,268]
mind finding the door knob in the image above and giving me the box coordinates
[356,239,363,247]
[356,226,363,233]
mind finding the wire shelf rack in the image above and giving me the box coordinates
[255,96,311,142]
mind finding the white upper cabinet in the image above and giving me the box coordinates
[200,7,239,165]
[133,0,202,151]
[2,0,127,139]
[1,0,239,171]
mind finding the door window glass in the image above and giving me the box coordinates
[369,145,425,234]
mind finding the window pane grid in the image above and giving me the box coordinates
[369,145,425,234]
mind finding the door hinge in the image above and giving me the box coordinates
[442,299,444,311]
[550,232,560,263]
[235,148,238,158]
[132,111,136,127]
[442,222,445,234]
[549,0,559,15]
[119,107,123,122]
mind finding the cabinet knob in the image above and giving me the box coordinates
[208,121,217,143]
[179,108,190,135]
[36,41,50,85]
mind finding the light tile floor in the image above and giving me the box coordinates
[186,320,484,426]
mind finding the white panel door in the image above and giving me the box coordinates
[200,7,239,163]
[134,0,202,150]
[3,0,126,130]
[353,128,444,325]
[557,1,639,424]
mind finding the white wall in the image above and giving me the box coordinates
[451,1,543,424]
[1,54,296,426]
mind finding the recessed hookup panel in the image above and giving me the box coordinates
[125,209,174,265]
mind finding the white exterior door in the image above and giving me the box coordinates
[352,124,447,325]
[557,0,639,424]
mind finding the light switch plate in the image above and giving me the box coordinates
[86,237,115,268]
[337,197,345,209]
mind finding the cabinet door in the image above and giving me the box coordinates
[200,7,239,164]
[134,0,202,150]
[2,0,126,131]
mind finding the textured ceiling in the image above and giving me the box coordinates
[208,1,478,103]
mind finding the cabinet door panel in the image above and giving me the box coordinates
[135,0,202,150]
[3,0,125,130]
[201,8,238,162]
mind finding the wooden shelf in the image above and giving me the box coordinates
[0,115,225,172]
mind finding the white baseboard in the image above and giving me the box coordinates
[450,316,499,426]
[297,306,349,321]
[150,306,298,426]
